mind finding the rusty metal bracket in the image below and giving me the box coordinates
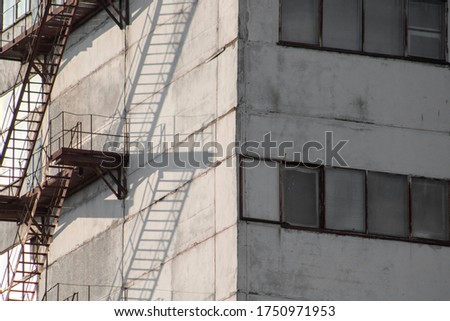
[97,0,130,29]
[94,167,127,200]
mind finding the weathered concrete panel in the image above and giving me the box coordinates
[243,43,450,133]
[171,238,215,300]
[215,155,238,232]
[49,181,124,263]
[215,225,238,300]
[0,222,17,254]
[42,223,123,301]
[239,222,450,300]
[53,11,124,99]
[0,61,20,95]
[50,55,124,120]
[243,112,450,179]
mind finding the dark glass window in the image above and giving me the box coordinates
[280,0,447,61]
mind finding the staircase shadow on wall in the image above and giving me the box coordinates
[43,0,211,301]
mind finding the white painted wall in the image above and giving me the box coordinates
[38,0,239,301]
[238,0,450,300]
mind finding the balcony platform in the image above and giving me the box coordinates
[0,147,128,221]
[0,0,102,61]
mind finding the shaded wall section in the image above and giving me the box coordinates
[37,0,239,301]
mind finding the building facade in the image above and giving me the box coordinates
[1,0,450,300]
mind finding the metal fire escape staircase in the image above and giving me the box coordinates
[0,0,130,301]
[3,164,74,300]
[0,0,80,301]
[0,0,79,198]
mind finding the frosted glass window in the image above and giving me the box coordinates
[16,0,28,18]
[325,168,365,232]
[364,0,405,55]
[412,179,449,240]
[368,172,409,237]
[408,0,445,59]
[2,0,15,29]
[281,0,320,44]
[282,167,320,227]
[323,0,362,50]
[243,160,280,222]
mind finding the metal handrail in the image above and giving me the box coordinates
[21,113,129,193]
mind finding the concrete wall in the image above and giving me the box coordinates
[0,61,20,95]
[0,222,17,254]
[37,0,239,301]
[237,0,450,300]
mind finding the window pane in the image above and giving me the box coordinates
[408,0,445,59]
[411,178,449,240]
[364,0,405,55]
[325,168,365,232]
[3,0,15,29]
[280,0,319,44]
[16,0,27,18]
[368,172,409,237]
[323,0,362,51]
[243,160,280,222]
[282,167,320,228]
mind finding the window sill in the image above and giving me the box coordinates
[241,217,450,247]
[277,41,450,67]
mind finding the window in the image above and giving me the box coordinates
[411,178,449,240]
[281,0,320,44]
[325,167,365,232]
[16,0,28,19]
[282,167,320,227]
[280,0,447,61]
[364,0,405,56]
[242,158,450,245]
[242,159,280,222]
[367,172,409,237]
[2,0,15,30]
[323,0,362,51]
[408,0,446,59]
[1,0,30,30]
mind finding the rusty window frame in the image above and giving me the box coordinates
[278,0,449,64]
[239,154,450,247]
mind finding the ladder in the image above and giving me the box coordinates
[1,163,74,301]
[0,0,79,197]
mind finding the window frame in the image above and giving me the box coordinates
[278,0,449,65]
[15,0,30,20]
[240,155,450,247]
[280,165,324,229]
[1,0,32,32]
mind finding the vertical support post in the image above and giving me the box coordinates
[44,252,48,301]
[62,112,65,149]
[90,114,93,151]
[49,119,52,157]
[79,121,82,149]
[119,0,123,27]
[88,285,91,301]
[125,0,130,25]
[7,250,10,290]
